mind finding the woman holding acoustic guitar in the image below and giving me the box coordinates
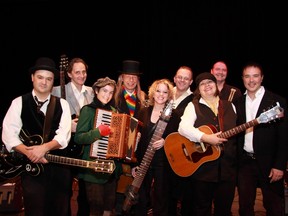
[177,72,237,216]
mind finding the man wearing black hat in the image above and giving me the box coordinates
[177,72,237,215]
[114,60,147,116]
[2,57,72,216]
[114,60,148,215]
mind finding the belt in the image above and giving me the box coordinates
[243,150,256,159]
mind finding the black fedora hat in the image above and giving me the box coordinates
[29,57,59,77]
[195,72,217,87]
[119,60,142,75]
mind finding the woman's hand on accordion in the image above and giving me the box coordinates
[97,124,111,136]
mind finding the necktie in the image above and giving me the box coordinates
[123,88,136,117]
[34,96,48,114]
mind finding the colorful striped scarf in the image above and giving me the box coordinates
[123,86,136,116]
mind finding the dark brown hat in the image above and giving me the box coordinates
[195,72,217,87]
[92,76,116,91]
[119,60,142,75]
[29,57,59,77]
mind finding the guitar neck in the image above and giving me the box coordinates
[122,100,173,213]
[219,118,259,139]
[60,71,66,99]
[131,119,168,189]
[45,154,115,174]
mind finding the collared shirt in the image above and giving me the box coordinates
[2,90,72,152]
[243,86,265,153]
[178,101,204,142]
[173,87,193,109]
[178,97,236,142]
[71,82,89,108]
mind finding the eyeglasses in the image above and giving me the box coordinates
[175,76,190,82]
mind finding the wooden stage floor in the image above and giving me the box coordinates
[0,179,275,216]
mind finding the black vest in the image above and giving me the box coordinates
[191,99,237,182]
[21,93,63,151]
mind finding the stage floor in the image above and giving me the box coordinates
[0,179,271,216]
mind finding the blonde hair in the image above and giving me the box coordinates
[147,78,174,106]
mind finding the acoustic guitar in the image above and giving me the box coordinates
[164,103,284,177]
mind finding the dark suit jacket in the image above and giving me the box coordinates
[234,90,288,177]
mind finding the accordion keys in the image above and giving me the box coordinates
[90,109,141,163]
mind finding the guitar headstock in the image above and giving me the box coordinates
[60,54,68,73]
[160,100,174,122]
[59,55,68,98]
[258,102,284,124]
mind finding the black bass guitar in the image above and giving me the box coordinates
[0,130,115,180]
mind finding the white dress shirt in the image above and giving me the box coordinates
[2,90,72,152]
[243,86,265,153]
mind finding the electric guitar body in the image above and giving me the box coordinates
[0,130,115,180]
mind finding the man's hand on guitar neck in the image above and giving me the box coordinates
[201,132,227,146]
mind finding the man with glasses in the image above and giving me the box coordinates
[173,66,194,114]
[169,65,194,215]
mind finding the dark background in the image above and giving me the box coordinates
[1,1,287,123]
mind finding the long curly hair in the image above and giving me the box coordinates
[147,78,174,106]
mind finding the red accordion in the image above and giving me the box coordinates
[90,109,142,163]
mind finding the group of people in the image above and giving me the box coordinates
[1,56,288,216]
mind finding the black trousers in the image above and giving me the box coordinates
[238,155,285,216]
[21,164,71,216]
[134,163,169,216]
[181,178,236,216]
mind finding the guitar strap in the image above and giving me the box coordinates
[218,100,224,131]
[218,100,225,152]
[43,95,56,143]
